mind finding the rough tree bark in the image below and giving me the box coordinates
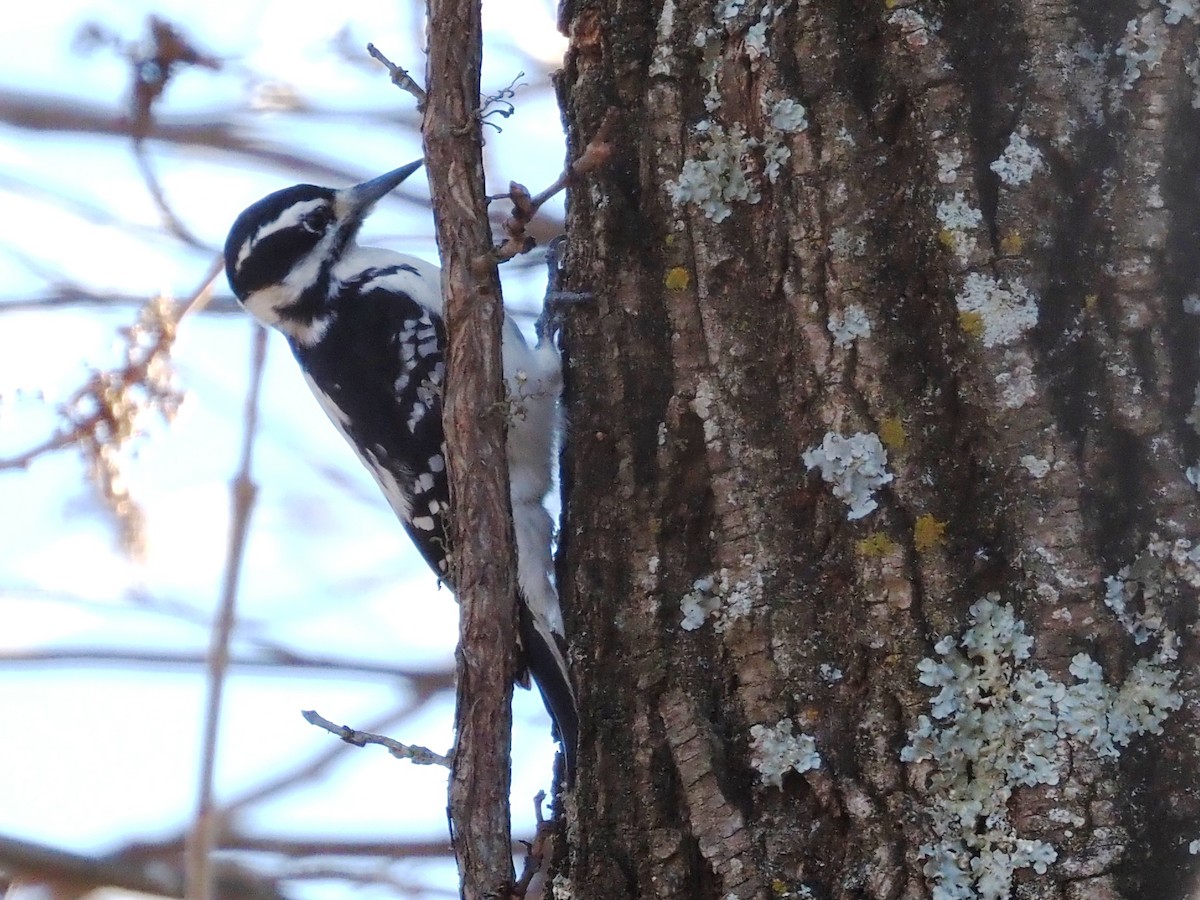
[554,0,1200,897]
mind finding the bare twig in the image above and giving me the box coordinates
[0,420,94,472]
[0,169,198,246]
[301,709,451,767]
[186,323,269,900]
[116,702,444,872]
[366,43,428,111]
[491,107,618,262]
[220,704,436,820]
[263,861,459,897]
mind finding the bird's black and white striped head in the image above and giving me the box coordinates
[223,161,422,344]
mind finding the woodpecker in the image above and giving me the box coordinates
[223,161,577,776]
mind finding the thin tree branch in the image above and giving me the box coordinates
[0,646,456,685]
[301,709,451,767]
[420,0,520,893]
[187,322,269,900]
[114,17,219,249]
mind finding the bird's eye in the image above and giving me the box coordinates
[301,208,331,234]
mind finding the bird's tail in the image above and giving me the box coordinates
[518,602,578,783]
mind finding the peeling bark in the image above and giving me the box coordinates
[554,0,1200,897]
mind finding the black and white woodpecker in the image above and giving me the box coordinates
[223,161,577,776]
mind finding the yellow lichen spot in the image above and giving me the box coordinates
[999,231,1024,255]
[914,514,947,553]
[857,532,899,558]
[884,0,898,7]
[665,266,690,291]
[958,310,984,337]
[937,228,958,250]
[879,416,907,452]
[1084,293,1099,312]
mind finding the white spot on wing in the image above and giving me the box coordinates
[407,404,426,433]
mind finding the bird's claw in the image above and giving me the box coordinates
[536,236,593,346]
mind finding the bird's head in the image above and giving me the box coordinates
[223,160,423,342]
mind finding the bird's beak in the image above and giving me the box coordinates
[339,160,424,221]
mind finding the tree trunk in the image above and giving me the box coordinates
[554,0,1200,897]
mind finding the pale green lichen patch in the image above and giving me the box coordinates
[936,149,963,185]
[679,566,764,632]
[990,128,1044,187]
[1103,536,1198,646]
[749,717,821,787]
[936,193,982,263]
[1161,0,1198,26]
[667,1,807,222]
[1115,13,1167,90]
[669,123,762,223]
[827,303,871,348]
[887,7,938,49]
[902,590,1181,900]
[955,273,1038,348]
[803,431,894,520]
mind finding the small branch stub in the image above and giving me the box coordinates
[491,108,618,262]
[366,42,427,112]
